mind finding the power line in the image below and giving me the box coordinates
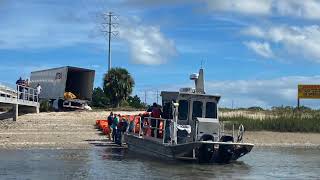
[101,12,118,72]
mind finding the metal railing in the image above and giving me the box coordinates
[0,82,16,97]
[129,116,245,144]
[137,116,172,144]
[16,84,39,103]
[218,121,244,143]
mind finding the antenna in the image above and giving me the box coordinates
[201,59,206,69]
[144,90,147,105]
[101,12,119,72]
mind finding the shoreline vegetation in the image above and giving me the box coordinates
[220,107,320,133]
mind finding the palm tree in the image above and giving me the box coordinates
[103,68,135,107]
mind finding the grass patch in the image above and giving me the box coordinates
[221,111,320,133]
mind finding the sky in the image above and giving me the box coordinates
[1,0,320,108]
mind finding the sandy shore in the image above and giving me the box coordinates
[0,111,319,149]
[0,111,142,149]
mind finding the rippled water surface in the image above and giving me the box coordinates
[0,147,319,179]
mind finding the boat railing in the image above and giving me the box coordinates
[138,116,172,144]
[130,116,244,144]
[219,121,244,143]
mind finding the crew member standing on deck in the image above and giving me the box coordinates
[151,103,162,137]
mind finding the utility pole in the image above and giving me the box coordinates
[144,90,147,105]
[156,90,159,104]
[102,12,118,72]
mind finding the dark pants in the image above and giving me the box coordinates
[112,128,116,142]
[115,129,122,145]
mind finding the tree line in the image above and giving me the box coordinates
[91,67,146,109]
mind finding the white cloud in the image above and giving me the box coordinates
[244,41,273,58]
[242,26,265,38]
[205,0,272,15]
[119,20,177,65]
[0,1,177,65]
[275,0,320,20]
[0,1,106,49]
[243,25,320,62]
[206,75,320,108]
[204,0,320,20]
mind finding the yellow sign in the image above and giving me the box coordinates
[298,85,320,99]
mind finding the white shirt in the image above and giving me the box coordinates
[36,85,42,95]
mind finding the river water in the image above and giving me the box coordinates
[0,147,319,180]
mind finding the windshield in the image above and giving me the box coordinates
[205,102,217,118]
[192,101,203,119]
[178,100,189,120]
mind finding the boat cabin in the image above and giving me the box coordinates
[161,92,220,122]
[160,68,221,143]
[161,91,221,142]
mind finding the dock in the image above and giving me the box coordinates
[0,84,39,121]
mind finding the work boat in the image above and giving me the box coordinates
[124,69,254,164]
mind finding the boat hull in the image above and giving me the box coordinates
[124,134,253,164]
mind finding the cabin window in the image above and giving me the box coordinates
[192,101,203,119]
[206,102,217,118]
[162,102,173,119]
[178,100,188,120]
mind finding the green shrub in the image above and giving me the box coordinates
[40,100,51,112]
[120,100,129,107]
[92,87,110,108]
[127,95,146,109]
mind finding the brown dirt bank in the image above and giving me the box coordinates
[0,111,143,149]
[244,131,320,148]
[0,111,319,149]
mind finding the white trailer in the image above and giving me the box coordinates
[30,66,95,110]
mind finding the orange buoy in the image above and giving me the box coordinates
[158,121,164,138]
[96,120,100,125]
[144,118,151,136]
[134,116,141,133]
[99,120,108,129]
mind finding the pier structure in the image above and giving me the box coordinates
[0,84,39,121]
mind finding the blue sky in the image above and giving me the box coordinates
[1,0,320,108]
